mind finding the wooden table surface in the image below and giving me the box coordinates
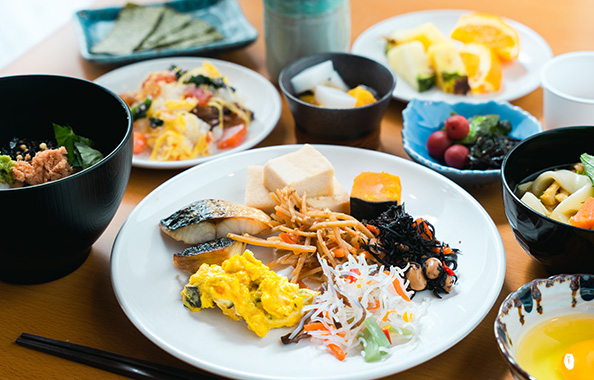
[1,0,591,379]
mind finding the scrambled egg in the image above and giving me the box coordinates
[181,250,316,337]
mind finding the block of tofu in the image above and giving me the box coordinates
[306,177,350,214]
[245,165,276,214]
[263,144,334,198]
[245,166,349,214]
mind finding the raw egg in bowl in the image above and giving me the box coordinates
[494,274,594,380]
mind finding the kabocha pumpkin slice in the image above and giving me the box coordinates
[350,172,402,221]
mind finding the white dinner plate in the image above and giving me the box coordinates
[351,9,553,103]
[111,144,505,380]
[94,57,281,169]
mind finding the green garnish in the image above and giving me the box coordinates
[130,97,152,121]
[580,153,594,186]
[53,123,104,169]
[457,114,511,145]
[183,74,234,91]
[0,155,15,184]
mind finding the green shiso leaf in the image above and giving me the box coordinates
[53,123,104,169]
[580,153,594,186]
[457,114,506,145]
[75,141,104,169]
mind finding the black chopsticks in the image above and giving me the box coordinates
[15,333,218,380]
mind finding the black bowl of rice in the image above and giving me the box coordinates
[0,75,132,284]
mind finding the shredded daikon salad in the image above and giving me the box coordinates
[286,254,426,362]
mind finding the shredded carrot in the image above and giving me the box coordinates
[366,224,380,235]
[304,322,329,332]
[569,197,594,229]
[384,271,411,302]
[280,232,299,244]
[382,310,396,322]
[367,299,381,310]
[328,343,346,361]
[333,247,347,258]
[414,218,434,240]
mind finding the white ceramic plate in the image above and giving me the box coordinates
[351,9,553,103]
[94,57,281,169]
[111,145,506,380]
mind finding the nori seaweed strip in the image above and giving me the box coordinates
[364,204,459,297]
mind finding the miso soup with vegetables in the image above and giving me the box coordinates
[0,123,103,189]
[516,153,594,229]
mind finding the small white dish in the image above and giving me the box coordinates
[351,9,553,103]
[94,57,281,169]
[541,51,594,130]
[111,144,506,380]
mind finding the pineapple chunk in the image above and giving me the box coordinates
[387,41,435,92]
[386,22,450,52]
[427,43,470,94]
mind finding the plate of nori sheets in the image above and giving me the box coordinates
[74,0,258,64]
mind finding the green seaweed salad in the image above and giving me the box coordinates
[0,123,103,185]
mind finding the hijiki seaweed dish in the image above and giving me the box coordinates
[158,145,461,362]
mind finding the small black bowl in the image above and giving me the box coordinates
[501,125,594,274]
[279,52,395,149]
[0,75,132,284]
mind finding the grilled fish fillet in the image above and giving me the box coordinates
[173,237,245,274]
[160,199,272,244]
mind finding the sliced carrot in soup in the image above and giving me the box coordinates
[569,197,594,229]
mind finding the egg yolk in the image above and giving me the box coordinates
[560,339,594,380]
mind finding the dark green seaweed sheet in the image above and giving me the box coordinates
[149,18,223,49]
[90,3,224,56]
[90,4,166,55]
[137,7,193,50]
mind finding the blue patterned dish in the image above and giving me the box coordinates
[73,0,258,64]
[402,99,542,187]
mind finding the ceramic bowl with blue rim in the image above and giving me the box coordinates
[494,274,594,380]
[402,99,542,187]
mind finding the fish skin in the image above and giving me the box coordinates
[160,199,272,244]
[173,237,245,273]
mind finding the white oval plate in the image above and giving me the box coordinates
[95,57,281,169]
[111,144,505,380]
[351,9,553,103]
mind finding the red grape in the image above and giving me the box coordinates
[426,131,453,159]
[444,144,470,169]
[444,115,470,140]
